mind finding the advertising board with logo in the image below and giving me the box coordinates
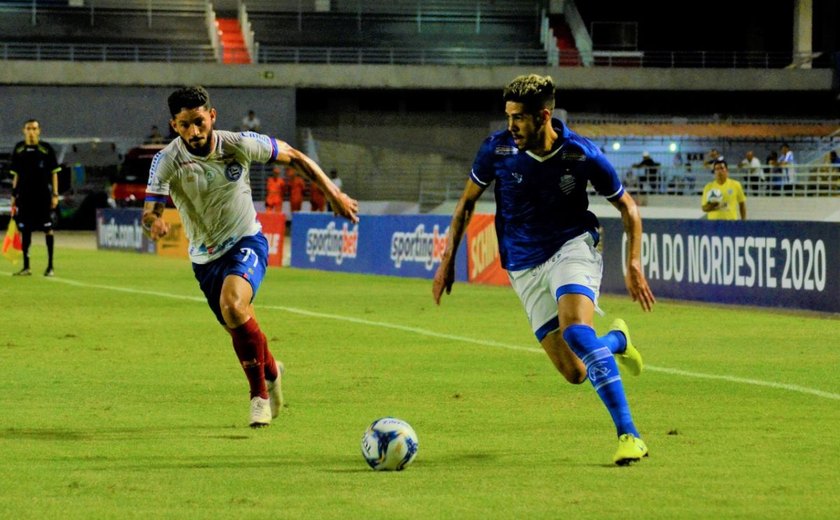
[600,218,840,313]
[466,213,509,286]
[96,208,155,253]
[290,214,467,280]
[257,211,285,267]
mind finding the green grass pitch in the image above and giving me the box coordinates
[1,244,839,519]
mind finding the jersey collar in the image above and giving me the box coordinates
[525,118,568,163]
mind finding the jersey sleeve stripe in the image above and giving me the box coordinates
[605,185,625,201]
[470,169,489,187]
[271,137,279,161]
[144,194,167,203]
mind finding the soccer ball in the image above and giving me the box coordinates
[360,417,419,471]
[706,188,723,204]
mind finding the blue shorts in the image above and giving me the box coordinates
[192,233,269,326]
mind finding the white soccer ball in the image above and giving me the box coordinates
[706,188,723,204]
[360,417,419,471]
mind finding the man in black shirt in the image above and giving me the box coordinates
[10,119,61,276]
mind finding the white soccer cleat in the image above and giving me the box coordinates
[267,361,285,419]
[249,396,271,428]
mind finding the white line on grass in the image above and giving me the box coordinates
[50,277,840,401]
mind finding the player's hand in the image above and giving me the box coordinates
[148,217,170,241]
[625,261,655,312]
[331,192,359,223]
[432,260,455,305]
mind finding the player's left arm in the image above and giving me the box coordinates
[610,191,655,312]
[273,140,359,223]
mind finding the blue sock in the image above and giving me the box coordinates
[600,330,626,355]
[563,324,639,437]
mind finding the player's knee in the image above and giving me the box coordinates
[219,294,249,324]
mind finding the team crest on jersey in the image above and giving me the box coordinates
[558,174,576,194]
[511,171,523,183]
[225,161,243,181]
[495,145,518,156]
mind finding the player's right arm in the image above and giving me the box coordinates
[141,200,169,240]
[142,150,171,240]
[432,178,485,305]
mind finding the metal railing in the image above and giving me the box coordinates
[256,46,548,65]
[0,42,216,62]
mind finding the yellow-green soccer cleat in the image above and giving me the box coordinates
[611,318,643,376]
[613,433,649,466]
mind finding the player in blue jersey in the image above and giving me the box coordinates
[433,74,655,465]
[142,86,359,428]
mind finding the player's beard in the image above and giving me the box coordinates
[183,130,214,157]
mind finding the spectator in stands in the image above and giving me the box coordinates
[241,110,261,132]
[765,150,781,194]
[632,151,660,194]
[778,143,795,193]
[9,118,61,277]
[829,151,840,194]
[287,167,305,212]
[309,181,326,212]
[433,73,654,466]
[738,150,763,195]
[265,166,285,213]
[327,168,342,211]
[145,125,165,145]
[830,150,840,171]
[701,159,746,220]
[703,148,721,169]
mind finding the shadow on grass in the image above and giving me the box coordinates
[0,425,255,442]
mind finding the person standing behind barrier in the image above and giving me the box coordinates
[738,150,763,195]
[327,169,342,211]
[778,143,795,194]
[309,181,326,212]
[9,119,61,277]
[433,74,655,466]
[701,159,746,220]
[287,168,305,212]
[265,166,286,213]
[632,151,660,194]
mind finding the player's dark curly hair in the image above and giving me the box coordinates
[167,86,212,117]
[503,74,555,114]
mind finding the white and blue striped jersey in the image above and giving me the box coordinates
[145,130,279,264]
[470,119,625,271]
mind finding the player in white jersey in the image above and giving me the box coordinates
[142,86,359,428]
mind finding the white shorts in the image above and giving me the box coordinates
[508,232,603,341]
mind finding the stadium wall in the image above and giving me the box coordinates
[0,85,296,146]
[0,62,832,92]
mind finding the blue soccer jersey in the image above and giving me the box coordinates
[470,118,625,271]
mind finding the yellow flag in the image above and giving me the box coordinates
[2,218,23,264]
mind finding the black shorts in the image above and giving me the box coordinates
[15,206,56,232]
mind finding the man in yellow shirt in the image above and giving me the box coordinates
[701,159,746,220]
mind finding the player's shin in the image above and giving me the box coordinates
[228,318,268,399]
[562,324,639,437]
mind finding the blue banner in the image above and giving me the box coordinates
[96,208,156,254]
[600,218,840,312]
[290,214,467,281]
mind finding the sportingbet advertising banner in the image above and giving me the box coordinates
[96,208,155,254]
[290,213,467,280]
[600,218,840,313]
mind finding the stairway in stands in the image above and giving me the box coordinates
[217,18,250,64]
[551,16,581,66]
